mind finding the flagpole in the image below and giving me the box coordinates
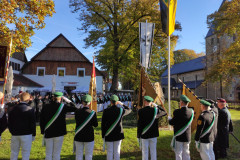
[168,35,171,115]
[145,20,147,72]
[90,56,95,110]
[168,0,171,115]
[1,32,13,104]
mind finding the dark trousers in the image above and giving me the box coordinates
[214,142,227,159]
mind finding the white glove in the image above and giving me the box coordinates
[168,116,172,120]
[195,141,200,152]
[117,101,124,106]
[62,96,72,103]
[0,105,5,119]
[32,136,35,141]
[76,104,81,109]
[152,103,158,107]
[0,104,4,109]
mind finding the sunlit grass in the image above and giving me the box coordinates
[0,110,239,160]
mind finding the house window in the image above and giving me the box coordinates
[196,75,198,81]
[57,67,65,77]
[12,62,15,70]
[217,38,220,44]
[14,63,17,71]
[37,67,45,76]
[17,64,20,71]
[77,68,85,77]
[182,77,184,82]
[211,38,214,45]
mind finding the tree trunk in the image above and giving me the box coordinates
[110,64,119,92]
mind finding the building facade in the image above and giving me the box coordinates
[162,0,240,102]
[0,52,43,96]
[161,56,206,100]
[22,34,105,94]
[205,0,240,101]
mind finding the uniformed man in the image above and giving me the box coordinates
[195,100,215,160]
[215,98,232,158]
[8,92,36,160]
[169,95,194,160]
[0,92,7,142]
[137,96,167,160]
[40,92,77,160]
[74,94,98,160]
[206,99,219,159]
[101,95,132,160]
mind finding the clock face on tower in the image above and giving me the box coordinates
[213,45,217,53]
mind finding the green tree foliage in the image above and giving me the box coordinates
[0,0,55,53]
[70,0,181,91]
[206,0,240,85]
[174,49,204,64]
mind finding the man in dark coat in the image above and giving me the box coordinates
[74,94,98,160]
[206,99,219,159]
[101,95,132,160]
[215,98,233,158]
[40,92,76,160]
[169,95,194,160]
[137,96,167,160]
[8,92,36,160]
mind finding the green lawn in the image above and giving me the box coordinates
[0,109,239,160]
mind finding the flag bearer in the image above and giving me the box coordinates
[40,92,77,160]
[8,92,36,160]
[195,100,215,160]
[169,95,194,160]
[74,94,98,160]
[101,95,132,160]
[137,96,167,160]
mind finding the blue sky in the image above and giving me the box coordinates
[25,0,224,61]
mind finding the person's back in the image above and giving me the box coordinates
[74,95,98,160]
[74,107,98,142]
[40,101,75,138]
[8,102,35,136]
[40,92,76,160]
[169,106,193,142]
[169,95,193,160]
[8,92,36,160]
[101,95,132,160]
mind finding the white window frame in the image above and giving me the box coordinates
[77,68,85,77]
[57,67,66,77]
[37,67,45,76]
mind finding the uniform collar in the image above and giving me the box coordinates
[181,106,187,108]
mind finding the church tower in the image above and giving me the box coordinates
[205,0,240,101]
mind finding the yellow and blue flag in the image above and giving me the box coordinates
[160,0,177,36]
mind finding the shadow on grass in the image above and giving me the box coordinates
[59,150,141,160]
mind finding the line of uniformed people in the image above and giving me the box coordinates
[0,91,234,160]
[168,95,233,160]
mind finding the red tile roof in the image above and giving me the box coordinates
[0,74,43,87]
